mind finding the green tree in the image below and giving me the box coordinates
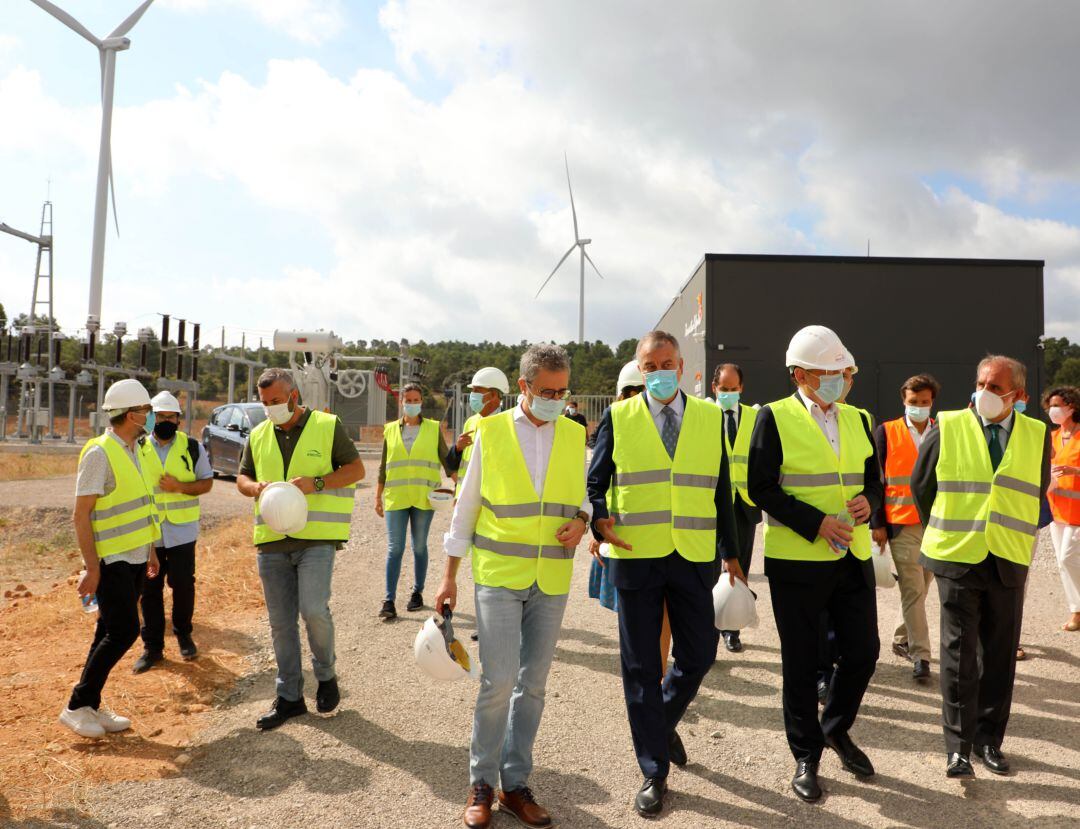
[1054,357,1080,387]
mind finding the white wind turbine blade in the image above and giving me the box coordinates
[583,249,604,280]
[96,51,120,236]
[536,244,577,297]
[564,153,579,242]
[109,0,156,38]
[28,0,102,47]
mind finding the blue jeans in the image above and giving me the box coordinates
[470,583,568,790]
[257,544,337,702]
[384,507,434,601]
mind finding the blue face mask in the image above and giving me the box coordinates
[813,373,845,405]
[403,403,422,418]
[469,391,487,414]
[905,405,931,423]
[644,370,679,401]
[143,411,155,435]
[1013,400,1027,414]
[528,394,566,422]
[715,391,740,411]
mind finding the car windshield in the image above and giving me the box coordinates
[245,407,267,427]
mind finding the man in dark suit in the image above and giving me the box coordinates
[747,324,882,802]
[588,330,740,818]
[911,355,1050,778]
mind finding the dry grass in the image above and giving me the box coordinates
[0,517,264,816]
[0,453,79,482]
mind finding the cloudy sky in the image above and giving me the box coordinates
[1,1,1078,348]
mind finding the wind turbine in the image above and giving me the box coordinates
[29,0,156,352]
[536,154,605,344]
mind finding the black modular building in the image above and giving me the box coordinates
[656,254,1045,419]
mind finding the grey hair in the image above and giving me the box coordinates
[257,367,297,391]
[976,355,1026,390]
[520,343,570,384]
[636,330,681,360]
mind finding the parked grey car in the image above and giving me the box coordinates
[200,402,267,477]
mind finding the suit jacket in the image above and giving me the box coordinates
[746,395,884,587]
[587,392,739,590]
[869,419,936,539]
[911,408,1051,588]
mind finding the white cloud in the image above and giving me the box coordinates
[161,0,345,45]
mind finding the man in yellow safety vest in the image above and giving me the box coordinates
[447,366,511,499]
[434,344,590,829]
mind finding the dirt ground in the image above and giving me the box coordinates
[1,470,1078,828]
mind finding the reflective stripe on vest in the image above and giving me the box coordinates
[81,433,161,558]
[139,431,201,527]
[725,403,758,507]
[883,417,922,525]
[1049,428,1080,525]
[762,395,874,562]
[250,411,356,544]
[383,418,441,511]
[455,413,483,498]
[470,410,585,595]
[922,409,1045,567]
[608,394,722,562]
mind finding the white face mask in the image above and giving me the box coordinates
[905,405,931,423]
[1049,405,1072,425]
[974,388,1012,420]
[265,398,293,425]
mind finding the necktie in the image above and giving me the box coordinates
[987,424,1003,471]
[725,410,737,447]
[661,405,679,459]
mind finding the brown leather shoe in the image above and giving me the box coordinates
[498,786,552,828]
[463,783,494,829]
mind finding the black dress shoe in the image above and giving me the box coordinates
[975,744,1010,775]
[256,696,307,730]
[816,678,828,705]
[406,591,424,612]
[177,634,198,660]
[825,732,875,777]
[132,650,163,674]
[668,730,687,767]
[722,631,743,653]
[379,600,397,619]
[946,752,975,778]
[316,677,340,715]
[634,777,667,817]
[791,760,822,802]
[912,659,930,680]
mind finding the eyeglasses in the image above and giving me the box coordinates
[527,382,571,401]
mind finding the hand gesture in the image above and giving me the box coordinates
[555,517,586,550]
[159,474,183,494]
[819,514,853,555]
[455,432,474,452]
[594,517,633,551]
[289,476,316,495]
[846,495,871,525]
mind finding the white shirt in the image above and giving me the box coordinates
[797,389,840,457]
[645,390,685,434]
[905,415,932,449]
[443,402,592,558]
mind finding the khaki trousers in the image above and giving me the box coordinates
[889,524,934,660]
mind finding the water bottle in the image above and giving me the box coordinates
[833,510,854,553]
[81,593,99,614]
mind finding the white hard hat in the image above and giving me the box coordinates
[872,544,896,589]
[258,482,308,535]
[414,612,479,682]
[841,348,858,373]
[712,576,759,631]
[470,367,510,395]
[616,360,644,394]
[428,487,455,511]
[101,378,152,413]
[151,390,182,413]
[784,325,849,372]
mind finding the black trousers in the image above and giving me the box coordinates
[768,554,879,762]
[935,557,1026,755]
[140,541,196,652]
[615,552,719,780]
[69,559,144,710]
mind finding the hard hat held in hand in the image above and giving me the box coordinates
[470,367,510,395]
[785,325,849,372]
[616,360,644,394]
[102,378,152,412]
[258,482,308,535]
[151,390,182,413]
[428,487,455,511]
[872,543,897,589]
[713,575,759,631]
[415,609,479,682]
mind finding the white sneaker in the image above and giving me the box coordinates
[59,706,106,738]
[96,703,132,733]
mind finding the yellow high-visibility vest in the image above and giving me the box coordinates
[922,409,1044,567]
[383,418,441,511]
[80,433,161,558]
[471,410,585,595]
[762,395,873,562]
[725,403,758,507]
[139,431,200,527]
[608,394,722,562]
[456,413,483,498]
[250,411,356,544]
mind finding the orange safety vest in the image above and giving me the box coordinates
[883,417,926,525]
[1049,428,1080,525]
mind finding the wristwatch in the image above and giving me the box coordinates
[573,510,590,527]
[314,476,325,492]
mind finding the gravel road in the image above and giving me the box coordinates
[43,500,1080,829]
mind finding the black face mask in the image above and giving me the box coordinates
[153,420,179,441]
